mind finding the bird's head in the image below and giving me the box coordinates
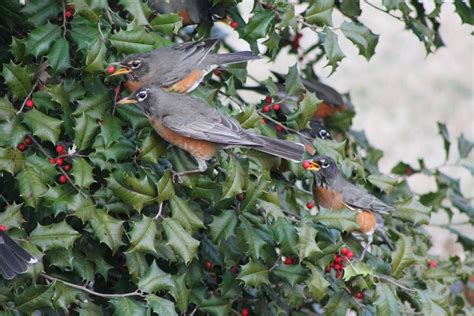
[111,53,152,80]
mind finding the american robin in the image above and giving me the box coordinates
[111,39,259,93]
[148,0,226,26]
[306,156,394,259]
[0,225,37,280]
[299,119,332,155]
[118,86,305,175]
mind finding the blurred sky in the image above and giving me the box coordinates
[215,1,473,258]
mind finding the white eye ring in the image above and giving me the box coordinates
[322,160,330,168]
[137,91,148,101]
[130,60,141,69]
[319,129,329,137]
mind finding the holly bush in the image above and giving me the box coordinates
[0,0,473,315]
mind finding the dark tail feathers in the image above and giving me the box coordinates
[248,135,305,162]
[0,231,37,280]
[375,226,394,250]
[211,51,260,65]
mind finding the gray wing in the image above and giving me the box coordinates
[337,179,394,214]
[162,113,260,146]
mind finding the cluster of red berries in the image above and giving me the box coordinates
[427,259,436,268]
[262,96,281,112]
[49,145,72,184]
[65,5,74,20]
[16,135,33,152]
[324,247,354,278]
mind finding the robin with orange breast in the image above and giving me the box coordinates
[118,86,305,176]
[306,156,394,259]
[0,225,37,280]
[111,39,259,93]
[148,0,226,26]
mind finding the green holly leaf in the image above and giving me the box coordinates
[0,97,17,121]
[237,260,270,288]
[108,171,157,211]
[243,9,275,41]
[285,64,305,96]
[25,23,61,57]
[21,0,61,27]
[15,284,55,314]
[391,235,417,278]
[375,283,401,315]
[322,27,345,73]
[273,218,298,255]
[110,28,168,54]
[0,147,25,174]
[210,210,238,243]
[48,38,71,74]
[324,291,350,315]
[73,112,99,151]
[138,260,173,293]
[313,138,345,161]
[30,222,80,250]
[273,264,307,287]
[69,16,100,50]
[150,13,183,34]
[111,297,147,316]
[454,0,474,25]
[315,208,358,232]
[239,220,268,259]
[0,203,24,228]
[146,295,178,316]
[162,218,199,264]
[17,167,48,207]
[90,209,124,253]
[340,0,361,17]
[343,262,372,281]
[367,174,399,193]
[23,109,63,144]
[127,215,158,254]
[157,170,175,203]
[2,62,35,99]
[305,0,334,26]
[437,122,450,160]
[294,92,319,129]
[222,155,244,199]
[340,21,379,60]
[84,38,107,73]
[305,264,330,301]
[72,158,95,188]
[458,133,473,158]
[169,196,203,233]
[138,131,167,164]
[296,223,321,259]
[395,196,431,225]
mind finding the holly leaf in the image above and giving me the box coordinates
[437,122,450,160]
[243,9,275,41]
[25,23,61,57]
[110,28,167,54]
[110,297,147,316]
[375,283,401,315]
[285,64,305,96]
[210,210,238,243]
[0,147,25,174]
[321,27,345,73]
[457,133,473,158]
[367,174,399,193]
[138,131,167,164]
[169,196,204,233]
[150,13,182,34]
[138,261,173,293]
[272,264,307,287]
[2,62,35,99]
[108,171,157,211]
[341,21,379,60]
[48,38,71,74]
[273,218,298,255]
[395,196,431,225]
[162,218,199,264]
[306,264,330,301]
[0,203,24,228]
[146,295,177,316]
[391,235,417,278]
[84,38,107,73]
[89,209,124,253]
[237,260,270,288]
[15,284,55,314]
[30,222,80,251]
[72,158,95,188]
[296,223,321,259]
[343,262,372,281]
[23,109,63,144]
[21,0,61,27]
[17,167,48,207]
[315,208,358,232]
[295,92,319,129]
[119,0,149,25]
[127,216,158,254]
[305,0,334,26]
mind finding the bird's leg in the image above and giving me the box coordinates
[172,159,208,183]
[357,233,373,262]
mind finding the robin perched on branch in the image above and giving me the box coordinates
[118,86,305,176]
[0,225,37,280]
[306,156,394,259]
[111,39,259,93]
[148,0,227,26]
[298,119,332,155]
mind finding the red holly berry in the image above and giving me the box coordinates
[65,11,72,18]
[55,145,64,154]
[340,247,349,256]
[427,259,437,268]
[306,201,314,209]
[241,307,249,316]
[259,119,266,124]
[67,4,74,11]
[203,260,213,271]
[330,261,335,267]
[106,65,116,74]
[0,225,6,232]
[24,136,32,145]
[17,143,26,152]
[58,175,67,184]
[346,251,353,259]
[333,263,342,271]
[354,291,363,299]
[49,158,56,164]
[334,256,343,264]
[324,266,330,273]
[283,257,294,265]
[272,104,280,111]
[263,105,270,112]
[230,21,238,29]
[265,96,272,104]
[302,160,310,169]
[25,99,34,108]
[63,164,71,171]
[275,124,284,133]
[56,158,64,166]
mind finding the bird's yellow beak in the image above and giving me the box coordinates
[117,97,136,105]
[110,66,131,77]
[307,161,320,171]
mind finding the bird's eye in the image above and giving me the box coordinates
[137,90,148,101]
[322,160,330,168]
[319,129,329,138]
[130,60,141,69]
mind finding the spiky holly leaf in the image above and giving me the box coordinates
[237,260,270,288]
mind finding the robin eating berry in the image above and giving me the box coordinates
[111,39,259,93]
[0,225,37,280]
[118,86,305,176]
[306,156,394,259]
[148,0,227,26]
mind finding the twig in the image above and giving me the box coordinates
[61,0,67,37]
[16,79,40,114]
[296,16,320,32]
[374,273,417,292]
[216,90,244,111]
[363,1,404,21]
[40,273,144,298]
[0,194,10,206]
[154,202,164,220]
[257,109,312,141]
[29,137,92,201]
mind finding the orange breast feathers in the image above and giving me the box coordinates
[149,117,217,161]
[165,69,204,93]
[313,186,345,209]
[355,211,376,234]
